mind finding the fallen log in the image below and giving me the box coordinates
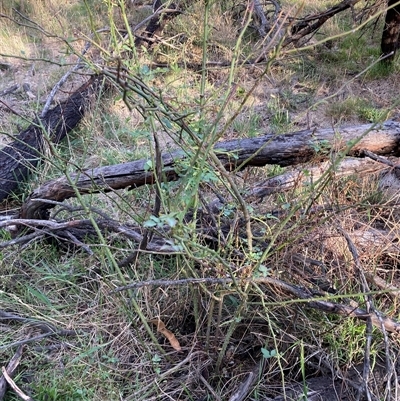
[20,120,400,219]
[0,75,101,203]
[246,157,388,198]
[217,119,400,167]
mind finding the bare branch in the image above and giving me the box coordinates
[40,41,91,118]
[111,276,400,334]
[285,0,362,46]
[0,346,23,401]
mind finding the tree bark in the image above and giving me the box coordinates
[20,120,400,219]
[0,75,102,203]
[381,0,400,63]
[0,346,23,401]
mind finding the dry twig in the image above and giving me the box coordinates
[338,226,373,401]
[0,310,77,350]
[112,276,400,333]
[228,365,259,401]
[1,367,35,401]
[0,345,23,400]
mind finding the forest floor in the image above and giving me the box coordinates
[1,1,400,400]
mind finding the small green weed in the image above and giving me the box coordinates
[357,105,390,122]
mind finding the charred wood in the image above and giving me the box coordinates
[0,75,102,203]
[381,0,400,63]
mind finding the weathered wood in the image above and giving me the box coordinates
[0,75,101,203]
[286,0,361,46]
[0,346,23,401]
[20,120,400,219]
[246,157,387,198]
[215,120,400,167]
[134,0,181,48]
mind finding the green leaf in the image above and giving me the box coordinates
[143,219,158,228]
[26,285,52,307]
[162,118,173,129]
[258,265,269,277]
[144,160,153,171]
[164,216,177,228]
[261,348,277,359]
[140,65,150,75]
[266,213,279,221]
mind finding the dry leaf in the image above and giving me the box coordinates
[149,319,182,351]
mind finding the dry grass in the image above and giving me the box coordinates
[1,1,400,400]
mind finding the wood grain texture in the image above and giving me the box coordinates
[20,120,400,219]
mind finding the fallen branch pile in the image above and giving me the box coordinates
[0,69,399,342]
[1,99,399,342]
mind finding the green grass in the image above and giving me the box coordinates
[366,54,400,78]
[325,97,391,123]
[1,1,400,400]
[267,94,292,133]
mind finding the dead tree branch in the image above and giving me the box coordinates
[111,276,400,334]
[0,346,23,401]
[1,365,36,401]
[20,120,400,219]
[134,0,182,48]
[246,157,387,199]
[285,0,362,46]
